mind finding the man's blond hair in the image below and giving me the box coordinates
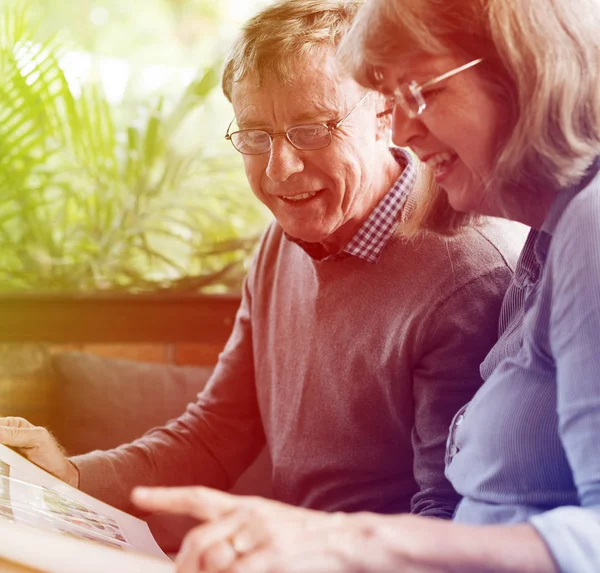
[222,0,362,101]
[222,0,475,236]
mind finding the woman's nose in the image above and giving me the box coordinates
[390,106,427,148]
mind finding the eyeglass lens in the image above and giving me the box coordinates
[287,125,331,150]
[231,130,271,154]
[231,125,331,154]
[389,83,426,118]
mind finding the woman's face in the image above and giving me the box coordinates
[377,55,511,217]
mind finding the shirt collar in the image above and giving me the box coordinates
[535,157,600,264]
[288,147,416,263]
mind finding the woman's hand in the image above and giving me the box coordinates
[0,417,79,488]
[132,486,392,573]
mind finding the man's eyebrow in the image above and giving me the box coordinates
[236,103,340,129]
[291,104,339,123]
[236,119,268,130]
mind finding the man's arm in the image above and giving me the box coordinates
[72,271,265,514]
[410,265,512,518]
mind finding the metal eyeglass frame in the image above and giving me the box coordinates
[224,91,371,155]
[380,58,483,119]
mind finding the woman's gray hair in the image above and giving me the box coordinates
[339,0,600,201]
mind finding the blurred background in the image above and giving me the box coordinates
[0,0,274,294]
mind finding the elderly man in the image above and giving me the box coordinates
[0,0,521,525]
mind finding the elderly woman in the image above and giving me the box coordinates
[133,0,600,571]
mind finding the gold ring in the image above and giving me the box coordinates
[231,531,253,556]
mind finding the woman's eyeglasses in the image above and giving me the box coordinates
[377,58,483,119]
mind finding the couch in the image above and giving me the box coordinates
[3,349,272,552]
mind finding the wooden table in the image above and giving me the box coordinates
[0,557,42,573]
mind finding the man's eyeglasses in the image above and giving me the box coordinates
[378,58,483,119]
[225,92,371,155]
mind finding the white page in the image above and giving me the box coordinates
[0,519,173,573]
[0,444,171,562]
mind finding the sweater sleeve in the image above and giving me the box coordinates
[70,271,265,514]
[410,265,512,519]
[529,188,600,573]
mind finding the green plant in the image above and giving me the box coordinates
[0,3,267,293]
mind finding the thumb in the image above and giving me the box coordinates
[0,417,35,429]
[0,425,46,449]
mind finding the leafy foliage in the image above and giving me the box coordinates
[0,3,268,293]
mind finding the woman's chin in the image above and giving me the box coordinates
[443,183,487,216]
[444,190,475,214]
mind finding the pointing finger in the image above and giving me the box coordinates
[131,486,240,521]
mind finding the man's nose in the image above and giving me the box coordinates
[265,136,304,182]
[390,106,427,148]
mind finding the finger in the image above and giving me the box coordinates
[0,426,48,449]
[174,536,204,573]
[131,486,239,520]
[175,520,239,573]
[230,524,257,555]
[229,546,339,573]
[202,540,237,573]
[0,417,34,429]
[227,548,274,573]
[182,515,241,558]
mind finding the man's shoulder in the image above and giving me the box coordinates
[387,217,526,272]
[250,220,307,274]
[468,217,529,271]
[257,219,284,248]
[379,218,522,302]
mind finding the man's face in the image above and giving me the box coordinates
[230,48,392,250]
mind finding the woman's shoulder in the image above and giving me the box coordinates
[555,172,600,238]
[550,172,600,270]
[557,172,600,227]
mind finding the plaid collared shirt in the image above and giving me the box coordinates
[341,147,415,263]
[290,147,416,263]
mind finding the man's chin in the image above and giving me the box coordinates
[281,225,330,245]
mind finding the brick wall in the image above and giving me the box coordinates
[49,342,224,367]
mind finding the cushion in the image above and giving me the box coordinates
[0,344,56,429]
[51,352,272,496]
[51,351,273,552]
[51,352,212,455]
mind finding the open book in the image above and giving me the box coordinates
[0,443,173,573]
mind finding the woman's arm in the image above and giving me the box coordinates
[131,486,557,573]
[525,180,600,573]
[369,513,556,573]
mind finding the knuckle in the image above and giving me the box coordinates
[230,563,250,573]
[186,527,207,552]
[6,427,21,440]
[246,501,267,519]
[30,427,49,446]
[191,489,208,506]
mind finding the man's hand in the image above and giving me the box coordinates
[0,417,79,488]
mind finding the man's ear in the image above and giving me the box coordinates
[374,93,392,141]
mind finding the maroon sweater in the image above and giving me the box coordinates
[74,218,524,518]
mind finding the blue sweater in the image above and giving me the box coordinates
[447,165,600,573]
